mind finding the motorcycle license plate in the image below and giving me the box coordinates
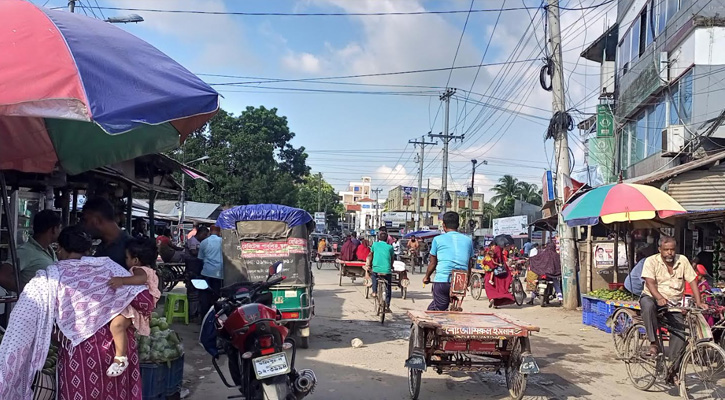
[537,283,548,294]
[253,353,290,380]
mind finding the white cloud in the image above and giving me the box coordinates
[282,52,324,74]
[107,0,253,70]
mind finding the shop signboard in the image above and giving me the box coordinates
[541,171,555,203]
[596,104,613,138]
[314,212,325,232]
[492,215,528,237]
[402,186,414,200]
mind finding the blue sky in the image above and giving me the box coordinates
[39,0,616,200]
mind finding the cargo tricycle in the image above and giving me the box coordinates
[405,310,540,400]
[216,204,315,348]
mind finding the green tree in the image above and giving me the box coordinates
[173,107,310,206]
[295,175,344,229]
[490,175,520,208]
[516,181,543,206]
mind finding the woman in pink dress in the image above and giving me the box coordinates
[0,226,153,400]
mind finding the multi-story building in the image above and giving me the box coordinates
[580,0,725,281]
[619,0,725,177]
[384,186,486,228]
[339,177,372,206]
[581,0,725,179]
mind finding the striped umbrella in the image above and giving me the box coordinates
[562,183,686,227]
[0,0,219,175]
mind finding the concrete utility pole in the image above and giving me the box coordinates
[429,88,463,216]
[68,0,75,12]
[317,172,323,212]
[426,178,430,226]
[468,159,487,233]
[409,135,437,231]
[547,0,578,310]
[372,188,383,229]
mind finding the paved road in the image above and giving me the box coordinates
[177,264,682,400]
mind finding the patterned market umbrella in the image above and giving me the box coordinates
[0,0,219,175]
[562,183,687,227]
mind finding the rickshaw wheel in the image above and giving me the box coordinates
[505,338,528,400]
[402,286,408,299]
[299,336,309,349]
[611,308,635,357]
[338,267,343,286]
[316,261,322,270]
[408,368,422,399]
[365,285,370,299]
[408,329,422,400]
[470,274,483,300]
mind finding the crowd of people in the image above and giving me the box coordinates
[0,197,223,399]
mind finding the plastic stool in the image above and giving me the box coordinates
[165,293,189,325]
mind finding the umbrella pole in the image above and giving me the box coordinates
[613,223,619,285]
[0,172,21,297]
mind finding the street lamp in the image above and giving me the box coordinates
[105,14,145,24]
[178,155,210,241]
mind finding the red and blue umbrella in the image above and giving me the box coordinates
[0,0,219,175]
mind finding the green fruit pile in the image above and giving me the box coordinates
[137,316,184,364]
[588,288,636,301]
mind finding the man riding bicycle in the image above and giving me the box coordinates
[422,211,474,311]
[640,236,707,378]
[366,231,395,311]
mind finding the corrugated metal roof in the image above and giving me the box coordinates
[633,150,725,184]
[150,199,221,219]
[666,167,725,211]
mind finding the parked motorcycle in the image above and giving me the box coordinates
[193,262,316,400]
[535,274,557,307]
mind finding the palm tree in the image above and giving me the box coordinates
[490,175,519,208]
[516,182,542,206]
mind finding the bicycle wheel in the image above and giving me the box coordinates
[611,309,635,358]
[470,273,483,300]
[512,279,525,306]
[680,341,725,400]
[623,323,658,391]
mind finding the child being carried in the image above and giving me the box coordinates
[106,237,161,377]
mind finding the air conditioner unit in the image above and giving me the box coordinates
[661,125,685,156]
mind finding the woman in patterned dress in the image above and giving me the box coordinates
[0,226,153,400]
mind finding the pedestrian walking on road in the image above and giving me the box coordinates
[422,212,474,311]
[199,226,224,316]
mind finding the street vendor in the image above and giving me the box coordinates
[640,236,706,379]
[17,209,61,288]
[82,197,130,267]
[422,212,474,311]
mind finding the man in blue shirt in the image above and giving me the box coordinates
[423,211,474,311]
[199,225,224,316]
[523,241,533,257]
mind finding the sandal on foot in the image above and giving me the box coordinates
[107,356,129,377]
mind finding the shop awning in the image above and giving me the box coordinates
[665,165,725,211]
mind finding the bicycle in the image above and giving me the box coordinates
[372,272,391,325]
[623,304,725,399]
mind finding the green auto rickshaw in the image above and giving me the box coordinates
[216,204,315,348]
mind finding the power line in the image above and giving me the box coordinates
[445,0,476,88]
[207,59,541,86]
[87,2,617,17]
